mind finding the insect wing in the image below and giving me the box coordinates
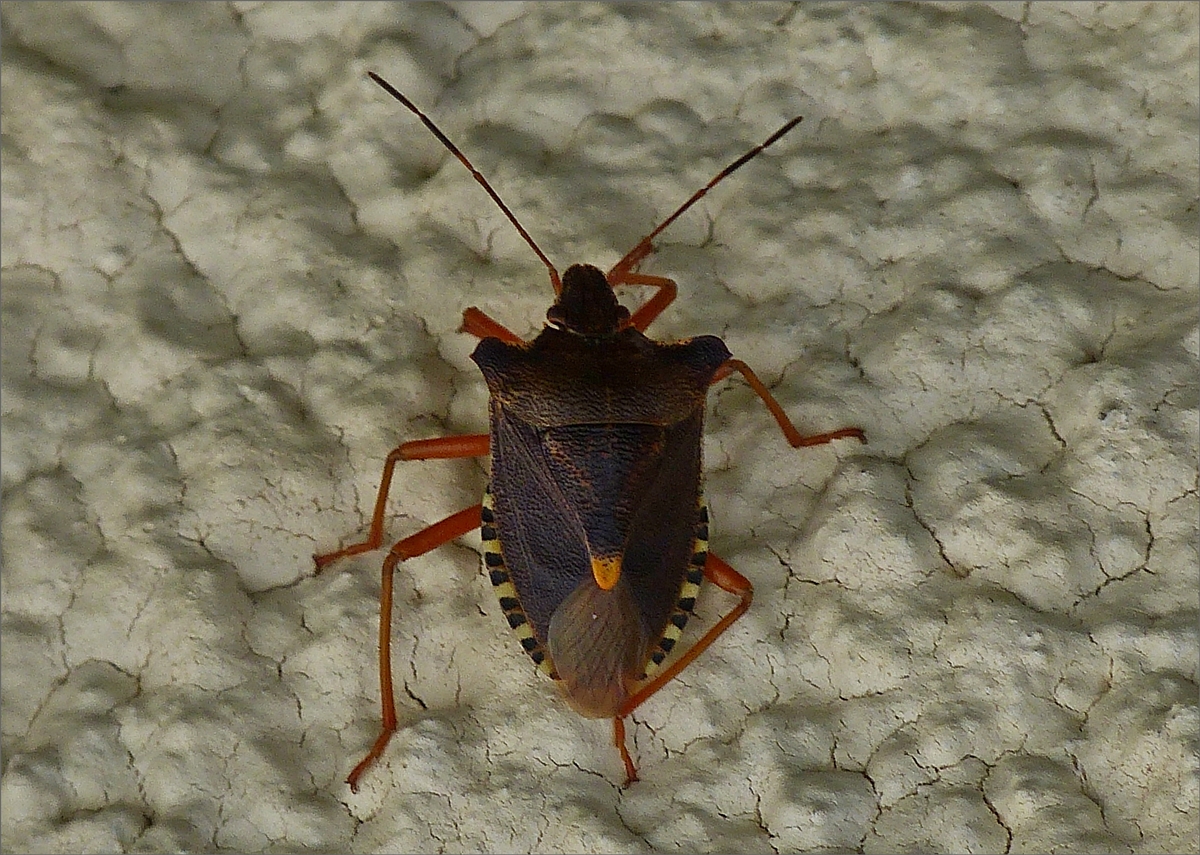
[488,409,594,638]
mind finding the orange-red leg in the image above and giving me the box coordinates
[613,552,754,785]
[713,358,866,447]
[345,503,482,792]
[607,270,678,333]
[608,236,656,286]
[399,434,490,461]
[460,306,524,344]
[314,434,489,570]
[314,432,489,790]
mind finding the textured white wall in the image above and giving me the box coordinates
[2,3,1196,852]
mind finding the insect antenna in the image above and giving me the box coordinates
[610,113,804,279]
[368,72,562,293]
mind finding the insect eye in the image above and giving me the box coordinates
[546,305,566,329]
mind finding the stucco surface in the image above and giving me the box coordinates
[2,3,1197,853]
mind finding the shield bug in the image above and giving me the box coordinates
[317,72,866,791]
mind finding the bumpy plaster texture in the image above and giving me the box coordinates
[2,3,1196,853]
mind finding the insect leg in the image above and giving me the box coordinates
[460,307,524,344]
[607,271,678,333]
[713,358,866,447]
[612,552,754,786]
[315,434,489,570]
[346,502,483,792]
[399,434,490,461]
[612,716,638,785]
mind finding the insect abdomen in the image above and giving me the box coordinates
[481,484,708,686]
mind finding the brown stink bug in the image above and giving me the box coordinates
[316,72,865,791]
